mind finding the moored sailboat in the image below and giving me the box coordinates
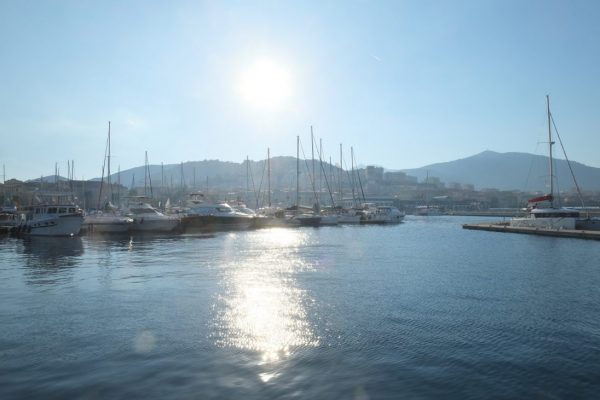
[510,96,580,230]
[82,122,133,234]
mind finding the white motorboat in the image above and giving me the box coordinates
[415,205,442,216]
[16,203,83,236]
[319,214,339,226]
[83,211,133,233]
[359,204,404,224]
[125,200,180,232]
[330,207,361,224]
[377,205,405,223]
[182,193,255,231]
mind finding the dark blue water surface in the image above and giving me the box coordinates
[1,216,599,399]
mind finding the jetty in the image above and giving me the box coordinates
[463,222,600,241]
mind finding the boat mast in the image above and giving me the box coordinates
[296,135,300,210]
[118,165,121,205]
[319,138,323,206]
[547,94,554,207]
[246,155,250,205]
[350,147,356,207]
[339,144,343,204]
[144,151,153,198]
[144,151,148,197]
[107,121,112,204]
[267,148,271,207]
[311,126,316,208]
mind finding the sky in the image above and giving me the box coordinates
[1,0,599,181]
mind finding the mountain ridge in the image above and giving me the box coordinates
[27,151,597,193]
[401,150,600,191]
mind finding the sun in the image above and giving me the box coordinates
[238,59,292,110]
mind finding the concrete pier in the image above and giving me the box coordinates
[463,222,600,241]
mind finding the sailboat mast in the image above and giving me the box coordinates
[319,138,323,207]
[547,95,554,206]
[350,147,356,207]
[311,126,315,207]
[267,148,271,207]
[246,155,250,205]
[118,165,121,205]
[339,144,343,203]
[107,121,112,203]
[296,136,300,209]
[144,151,148,197]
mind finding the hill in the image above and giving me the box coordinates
[94,151,600,193]
[401,150,600,192]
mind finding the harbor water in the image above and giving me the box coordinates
[1,216,599,399]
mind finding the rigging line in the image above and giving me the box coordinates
[352,151,367,203]
[247,160,258,208]
[255,159,267,209]
[550,112,586,211]
[342,158,358,207]
[299,139,319,205]
[312,139,336,207]
[97,133,110,209]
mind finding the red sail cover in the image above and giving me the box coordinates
[528,194,553,204]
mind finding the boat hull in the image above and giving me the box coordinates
[575,218,600,231]
[18,214,83,236]
[182,215,254,232]
[83,216,132,233]
[130,217,180,232]
[294,215,321,227]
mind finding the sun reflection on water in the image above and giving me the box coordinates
[214,228,319,366]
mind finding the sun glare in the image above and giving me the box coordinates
[238,59,292,110]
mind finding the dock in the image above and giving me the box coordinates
[463,222,600,241]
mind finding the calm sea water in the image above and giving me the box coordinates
[1,216,599,399]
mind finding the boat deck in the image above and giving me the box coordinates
[463,222,600,241]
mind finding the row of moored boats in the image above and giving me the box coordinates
[0,193,405,237]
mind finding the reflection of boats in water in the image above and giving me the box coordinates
[20,236,84,269]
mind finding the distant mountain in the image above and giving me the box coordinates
[401,150,600,192]
[27,175,69,183]
[98,156,341,193]
[94,151,600,193]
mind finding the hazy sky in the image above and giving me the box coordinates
[1,0,599,181]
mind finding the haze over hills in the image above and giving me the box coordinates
[74,150,600,193]
[401,150,600,192]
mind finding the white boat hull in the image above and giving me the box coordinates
[337,215,361,224]
[130,217,180,232]
[83,215,132,233]
[19,214,83,236]
[320,215,339,226]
